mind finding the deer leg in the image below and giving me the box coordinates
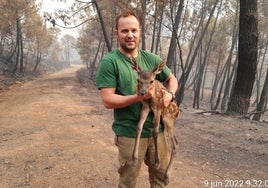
[132,104,150,167]
[162,117,178,185]
[153,112,161,168]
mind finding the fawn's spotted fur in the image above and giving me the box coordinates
[130,57,179,184]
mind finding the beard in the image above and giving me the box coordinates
[120,41,137,53]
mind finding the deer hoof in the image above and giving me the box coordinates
[164,173,170,185]
[154,157,160,168]
[131,158,138,167]
[154,161,160,169]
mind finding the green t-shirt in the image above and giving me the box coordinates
[95,49,171,138]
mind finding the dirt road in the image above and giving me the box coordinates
[0,65,267,188]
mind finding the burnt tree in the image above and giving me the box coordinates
[227,0,258,114]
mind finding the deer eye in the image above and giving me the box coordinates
[150,80,154,84]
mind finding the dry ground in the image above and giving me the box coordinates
[0,65,267,188]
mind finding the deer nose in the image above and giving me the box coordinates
[140,90,147,95]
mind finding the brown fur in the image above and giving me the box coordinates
[130,57,179,185]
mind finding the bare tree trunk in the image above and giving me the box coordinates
[220,2,239,111]
[227,0,258,114]
[150,0,158,53]
[93,0,111,52]
[210,55,223,109]
[177,0,220,104]
[33,52,41,72]
[167,0,184,68]
[90,40,102,79]
[193,0,223,109]
[165,0,185,105]
[141,0,146,50]
[19,24,23,74]
[154,2,165,54]
[150,0,165,54]
[13,18,21,74]
[252,68,268,121]
[33,42,41,72]
[253,42,268,105]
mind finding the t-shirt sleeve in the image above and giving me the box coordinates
[144,52,171,82]
[95,58,117,89]
[155,59,171,82]
[157,65,171,82]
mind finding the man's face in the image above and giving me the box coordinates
[115,15,141,55]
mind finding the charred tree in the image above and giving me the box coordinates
[227,0,258,114]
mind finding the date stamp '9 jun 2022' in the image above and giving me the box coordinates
[203,179,268,188]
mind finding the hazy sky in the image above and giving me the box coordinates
[38,0,78,37]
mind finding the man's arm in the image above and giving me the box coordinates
[99,88,152,109]
[165,73,178,95]
[163,73,179,106]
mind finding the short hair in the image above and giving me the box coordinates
[115,9,141,29]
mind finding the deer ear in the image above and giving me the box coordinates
[130,57,142,72]
[153,61,166,74]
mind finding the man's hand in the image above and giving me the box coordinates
[136,85,155,101]
[143,85,155,100]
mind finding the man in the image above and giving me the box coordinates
[96,9,178,188]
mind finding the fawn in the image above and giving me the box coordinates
[130,57,179,184]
